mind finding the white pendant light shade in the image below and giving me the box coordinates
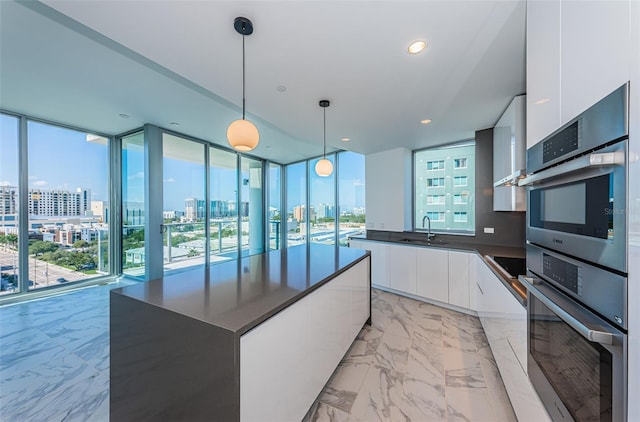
[227,119,259,151]
[228,17,259,152]
[315,158,333,177]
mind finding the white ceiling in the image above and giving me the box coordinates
[0,0,526,164]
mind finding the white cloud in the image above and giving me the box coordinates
[164,177,176,183]
[128,172,144,180]
[33,180,48,186]
[28,176,38,180]
[0,181,13,186]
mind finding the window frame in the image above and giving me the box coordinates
[0,111,117,304]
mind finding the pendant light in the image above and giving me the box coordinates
[227,17,259,151]
[315,100,333,177]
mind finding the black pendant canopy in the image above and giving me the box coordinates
[234,17,253,35]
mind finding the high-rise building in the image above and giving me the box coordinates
[77,188,91,215]
[91,200,108,223]
[184,198,207,221]
[415,144,475,231]
[316,203,336,219]
[0,186,17,215]
[211,200,229,218]
[27,187,91,217]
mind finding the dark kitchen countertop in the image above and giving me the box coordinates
[111,244,370,335]
[349,233,527,306]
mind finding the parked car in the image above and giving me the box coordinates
[56,277,68,283]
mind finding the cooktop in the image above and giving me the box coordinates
[489,256,526,279]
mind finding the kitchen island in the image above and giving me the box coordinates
[110,244,371,422]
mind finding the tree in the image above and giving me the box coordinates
[67,251,93,271]
[29,241,59,256]
[73,240,89,249]
[187,249,199,257]
[3,234,18,248]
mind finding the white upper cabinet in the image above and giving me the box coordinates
[527,0,632,149]
[365,148,412,232]
[560,1,631,125]
[526,0,561,148]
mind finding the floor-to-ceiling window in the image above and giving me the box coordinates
[284,151,366,248]
[121,132,145,277]
[240,156,264,257]
[210,147,239,261]
[17,121,111,291]
[286,161,307,246]
[162,134,206,273]
[0,114,20,296]
[309,155,336,245]
[1,112,117,300]
[268,163,282,250]
[338,151,366,245]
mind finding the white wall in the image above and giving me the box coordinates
[365,147,412,232]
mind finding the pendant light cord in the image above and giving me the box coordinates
[242,30,246,120]
[323,107,327,158]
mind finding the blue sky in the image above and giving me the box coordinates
[1,116,109,201]
[1,114,365,213]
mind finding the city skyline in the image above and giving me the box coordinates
[1,116,365,216]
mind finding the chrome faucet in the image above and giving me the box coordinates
[422,215,436,242]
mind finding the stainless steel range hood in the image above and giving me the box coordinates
[493,95,526,211]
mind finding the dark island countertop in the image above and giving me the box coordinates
[111,244,370,336]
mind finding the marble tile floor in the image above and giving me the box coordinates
[303,289,517,422]
[0,284,516,422]
[0,281,134,422]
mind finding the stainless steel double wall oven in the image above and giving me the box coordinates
[520,83,629,421]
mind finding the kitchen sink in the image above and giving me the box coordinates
[397,238,447,246]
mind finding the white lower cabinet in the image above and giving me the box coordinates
[350,239,389,287]
[415,247,448,303]
[240,258,370,422]
[478,262,551,422]
[468,254,483,312]
[448,250,470,308]
[387,244,417,295]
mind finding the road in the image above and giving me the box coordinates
[0,248,92,291]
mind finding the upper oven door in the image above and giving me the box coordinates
[524,139,627,273]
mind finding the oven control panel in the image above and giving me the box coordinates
[542,253,582,296]
[542,120,580,164]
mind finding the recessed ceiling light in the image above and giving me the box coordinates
[276,85,287,92]
[535,98,550,105]
[408,40,427,54]
[341,137,350,142]
[421,119,432,125]
[119,113,130,119]
[170,122,180,126]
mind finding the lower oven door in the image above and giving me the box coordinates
[519,275,627,422]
